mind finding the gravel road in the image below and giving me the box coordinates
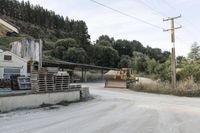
[1,82,200,133]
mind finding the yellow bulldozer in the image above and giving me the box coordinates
[104,68,139,88]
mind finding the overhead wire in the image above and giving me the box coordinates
[90,0,191,49]
[137,0,197,44]
[135,0,168,18]
[90,0,163,30]
[162,0,200,35]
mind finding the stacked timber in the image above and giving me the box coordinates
[31,69,54,93]
[38,73,54,92]
[31,70,71,93]
[54,71,70,91]
[30,71,39,92]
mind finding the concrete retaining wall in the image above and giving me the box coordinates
[0,91,80,112]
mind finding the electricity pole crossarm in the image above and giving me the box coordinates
[163,15,182,21]
[163,15,182,89]
[163,26,182,32]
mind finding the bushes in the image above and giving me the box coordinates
[130,78,200,97]
[177,63,200,83]
[63,47,89,64]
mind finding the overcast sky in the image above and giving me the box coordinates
[20,0,200,56]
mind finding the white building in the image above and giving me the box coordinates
[0,38,43,80]
[0,49,28,79]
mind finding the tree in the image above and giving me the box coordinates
[55,38,78,49]
[176,56,187,67]
[146,58,157,74]
[94,45,119,67]
[113,39,133,56]
[70,20,90,50]
[96,35,114,44]
[52,46,66,59]
[97,40,112,47]
[132,40,145,53]
[156,60,171,81]
[132,52,148,73]
[118,55,132,68]
[188,42,200,60]
[63,48,89,63]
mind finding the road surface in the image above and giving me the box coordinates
[1,82,200,133]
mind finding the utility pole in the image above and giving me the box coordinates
[163,15,182,89]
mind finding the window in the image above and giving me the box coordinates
[4,55,12,61]
[4,68,20,80]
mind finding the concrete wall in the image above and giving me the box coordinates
[0,91,80,112]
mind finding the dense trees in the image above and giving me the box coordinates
[0,0,90,47]
[63,48,89,64]
[118,55,132,68]
[55,38,79,49]
[93,45,119,67]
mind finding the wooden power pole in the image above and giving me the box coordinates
[163,15,182,89]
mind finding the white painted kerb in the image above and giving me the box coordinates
[0,91,80,112]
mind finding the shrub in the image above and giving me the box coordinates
[130,78,200,97]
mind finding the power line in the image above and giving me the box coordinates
[90,0,163,30]
[162,0,200,34]
[90,0,192,48]
[136,0,198,42]
[135,0,168,18]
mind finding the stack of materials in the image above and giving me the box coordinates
[54,71,70,91]
[30,71,40,92]
[38,72,54,92]
[31,69,54,93]
[17,76,31,90]
[31,70,70,93]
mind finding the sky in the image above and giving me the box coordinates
[20,0,200,56]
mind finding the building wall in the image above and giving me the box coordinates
[0,51,28,79]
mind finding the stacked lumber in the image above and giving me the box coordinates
[31,71,70,93]
[54,75,70,91]
[38,73,54,92]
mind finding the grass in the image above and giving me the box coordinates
[130,78,200,97]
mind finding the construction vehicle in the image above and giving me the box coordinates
[104,68,139,88]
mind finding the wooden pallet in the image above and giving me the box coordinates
[38,73,54,92]
[31,71,70,93]
[54,75,70,91]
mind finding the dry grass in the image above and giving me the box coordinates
[73,70,103,81]
[130,78,200,97]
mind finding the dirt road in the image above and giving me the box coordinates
[1,82,200,133]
